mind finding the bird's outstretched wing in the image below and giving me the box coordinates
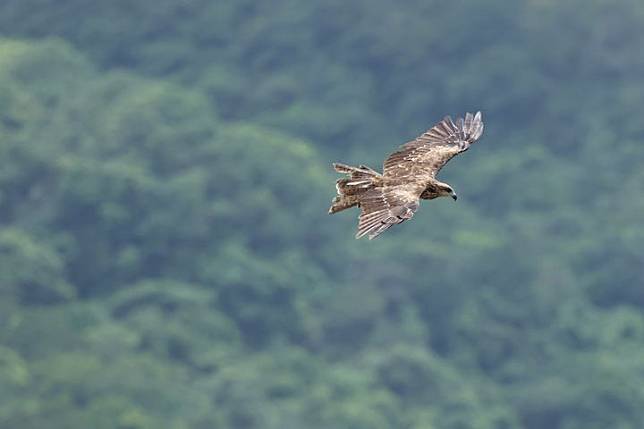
[355,185,422,240]
[383,111,484,180]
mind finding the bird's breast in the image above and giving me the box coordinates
[420,184,440,200]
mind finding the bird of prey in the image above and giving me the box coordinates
[329,111,484,239]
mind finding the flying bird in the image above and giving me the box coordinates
[329,111,484,239]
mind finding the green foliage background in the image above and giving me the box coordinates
[1,1,644,428]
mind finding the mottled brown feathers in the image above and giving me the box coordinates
[329,112,484,239]
[383,111,483,180]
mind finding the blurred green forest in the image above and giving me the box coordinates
[1,1,644,428]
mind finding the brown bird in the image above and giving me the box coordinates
[329,112,484,239]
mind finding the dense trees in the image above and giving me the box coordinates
[1,1,644,428]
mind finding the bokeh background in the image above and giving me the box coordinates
[1,1,644,428]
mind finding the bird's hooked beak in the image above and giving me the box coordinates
[451,193,458,201]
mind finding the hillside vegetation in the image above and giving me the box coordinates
[1,1,644,428]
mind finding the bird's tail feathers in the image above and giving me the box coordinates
[328,163,381,214]
[332,163,380,178]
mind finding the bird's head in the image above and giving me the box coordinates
[438,183,458,201]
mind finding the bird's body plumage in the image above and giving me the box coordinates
[329,112,484,239]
